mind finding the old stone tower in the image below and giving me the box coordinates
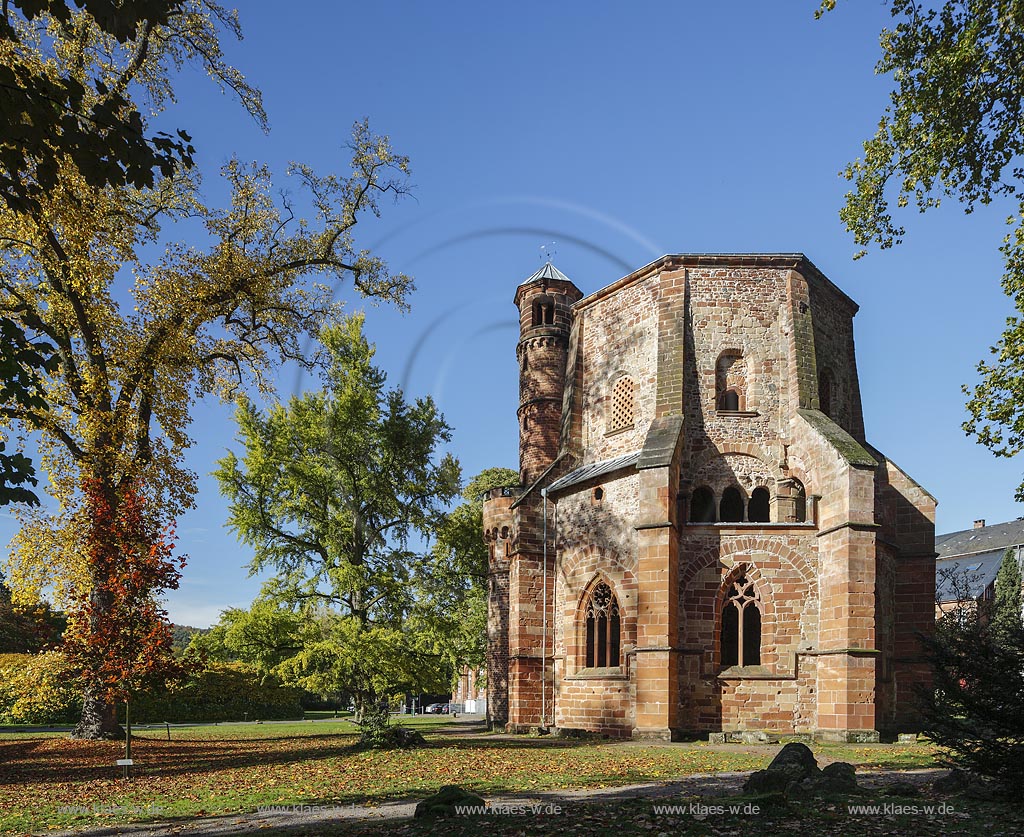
[482,254,936,741]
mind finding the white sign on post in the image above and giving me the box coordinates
[116,759,134,766]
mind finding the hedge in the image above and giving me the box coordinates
[0,654,303,725]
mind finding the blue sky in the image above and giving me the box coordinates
[6,1,1023,627]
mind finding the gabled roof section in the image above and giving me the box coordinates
[936,548,1006,602]
[519,261,573,287]
[936,518,1024,558]
[546,451,641,495]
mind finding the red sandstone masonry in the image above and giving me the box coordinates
[487,255,935,742]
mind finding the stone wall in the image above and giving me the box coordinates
[489,255,935,741]
[577,275,659,462]
[679,530,819,732]
[552,472,639,736]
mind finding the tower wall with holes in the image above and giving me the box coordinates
[488,255,936,742]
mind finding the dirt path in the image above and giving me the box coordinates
[44,766,947,836]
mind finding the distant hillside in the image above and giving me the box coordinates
[171,623,210,654]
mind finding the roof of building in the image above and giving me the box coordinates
[575,253,858,313]
[936,548,1006,602]
[546,451,641,494]
[935,518,1024,558]
[519,261,573,287]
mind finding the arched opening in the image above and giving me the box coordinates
[609,376,635,432]
[716,350,746,411]
[720,486,745,523]
[720,572,761,668]
[792,480,806,523]
[690,486,716,522]
[721,604,739,667]
[743,605,761,665]
[719,389,740,411]
[583,581,621,668]
[748,486,771,523]
[532,295,555,326]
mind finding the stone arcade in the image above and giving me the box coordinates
[482,254,936,742]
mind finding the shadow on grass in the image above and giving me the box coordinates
[0,726,603,787]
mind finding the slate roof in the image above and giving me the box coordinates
[519,261,573,287]
[546,451,641,495]
[935,518,1024,558]
[936,549,1006,602]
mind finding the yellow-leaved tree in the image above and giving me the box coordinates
[0,2,412,738]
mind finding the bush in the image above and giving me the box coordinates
[0,655,304,726]
[357,704,425,750]
[128,662,303,723]
[0,651,81,724]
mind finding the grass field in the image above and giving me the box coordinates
[0,719,946,834]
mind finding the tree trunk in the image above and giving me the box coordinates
[72,689,124,739]
[72,470,125,741]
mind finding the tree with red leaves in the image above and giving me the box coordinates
[62,478,186,740]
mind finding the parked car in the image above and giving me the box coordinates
[424,703,449,714]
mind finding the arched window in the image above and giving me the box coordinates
[716,350,746,411]
[819,368,833,417]
[584,581,621,668]
[748,486,771,523]
[532,295,555,326]
[690,486,716,523]
[720,485,745,523]
[609,376,635,432]
[792,480,806,523]
[721,572,761,667]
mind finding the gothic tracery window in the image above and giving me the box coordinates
[584,581,621,668]
[720,572,761,668]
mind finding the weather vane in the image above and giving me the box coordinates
[539,242,558,263]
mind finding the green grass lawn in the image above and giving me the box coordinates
[0,721,943,834]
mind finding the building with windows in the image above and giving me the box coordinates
[935,518,1024,613]
[482,254,936,742]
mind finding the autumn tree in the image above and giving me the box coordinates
[0,0,195,213]
[0,571,65,653]
[213,315,461,712]
[0,317,56,504]
[62,478,185,738]
[1,0,193,503]
[818,1,1024,493]
[0,2,413,738]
